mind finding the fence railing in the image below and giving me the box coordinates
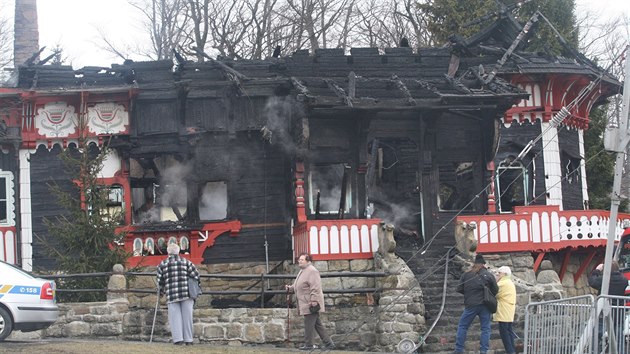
[524,294,630,354]
[39,270,389,307]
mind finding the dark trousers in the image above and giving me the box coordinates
[498,321,516,354]
[303,313,332,346]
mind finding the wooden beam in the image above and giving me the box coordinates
[348,72,356,100]
[391,75,416,106]
[559,248,572,282]
[291,77,311,97]
[533,252,546,273]
[574,248,598,283]
[324,79,353,107]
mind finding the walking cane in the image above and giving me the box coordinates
[150,286,160,343]
[286,287,291,342]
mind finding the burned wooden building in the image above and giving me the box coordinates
[1,11,622,273]
[0,36,531,269]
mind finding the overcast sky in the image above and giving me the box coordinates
[1,0,629,69]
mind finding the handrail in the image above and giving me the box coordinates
[45,270,390,307]
[408,247,454,353]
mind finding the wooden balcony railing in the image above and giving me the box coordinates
[292,219,382,261]
[457,205,630,253]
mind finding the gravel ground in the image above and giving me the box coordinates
[0,338,360,354]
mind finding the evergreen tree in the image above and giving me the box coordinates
[419,0,498,45]
[43,111,129,302]
[420,0,578,54]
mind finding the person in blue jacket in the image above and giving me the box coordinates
[454,254,499,354]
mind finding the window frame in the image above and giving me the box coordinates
[0,171,15,227]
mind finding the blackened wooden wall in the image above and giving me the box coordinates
[29,146,77,270]
[557,127,585,210]
[496,121,546,207]
[193,134,292,264]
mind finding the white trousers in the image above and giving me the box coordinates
[167,298,194,343]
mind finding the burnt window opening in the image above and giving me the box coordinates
[87,184,125,225]
[496,160,529,213]
[105,184,124,224]
[561,152,581,184]
[308,163,352,218]
[438,162,475,212]
[130,156,191,224]
[199,181,228,220]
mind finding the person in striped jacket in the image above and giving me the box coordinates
[156,243,200,345]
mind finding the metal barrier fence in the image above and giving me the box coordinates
[524,295,595,354]
[592,295,630,354]
[524,295,630,354]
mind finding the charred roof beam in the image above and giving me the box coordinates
[391,75,417,106]
[324,79,353,108]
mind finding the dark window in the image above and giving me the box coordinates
[496,160,529,213]
[438,162,475,211]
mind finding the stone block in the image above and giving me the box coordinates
[226,323,243,339]
[203,324,225,339]
[64,321,90,337]
[349,259,372,271]
[71,305,91,316]
[263,323,285,341]
[341,277,367,289]
[91,323,122,336]
[243,323,264,343]
[327,260,350,271]
[407,302,424,315]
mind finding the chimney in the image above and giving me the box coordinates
[13,0,39,67]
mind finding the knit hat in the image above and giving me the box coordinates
[498,266,511,275]
[474,254,486,264]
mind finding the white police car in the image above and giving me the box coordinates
[0,261,58,341]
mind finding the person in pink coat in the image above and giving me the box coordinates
[286,253,335,350]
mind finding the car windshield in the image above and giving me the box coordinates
[0,261,35,279]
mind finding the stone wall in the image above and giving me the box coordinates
[12,224,425,352]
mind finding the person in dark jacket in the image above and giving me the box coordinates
[588,260,629,352]
[454,254,499,354]
[156,243,201,346]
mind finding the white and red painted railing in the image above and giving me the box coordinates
[292,219,381,261]
[457,205,630,253]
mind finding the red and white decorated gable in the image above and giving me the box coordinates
[88,103,129,135]
[35,102,78,138]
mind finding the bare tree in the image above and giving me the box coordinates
[129,0,190,60]
[185,0,210,61]
[280,0,351,52]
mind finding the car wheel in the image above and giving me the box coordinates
[0,307,13,341]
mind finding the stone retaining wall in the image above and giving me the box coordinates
[12,224,424,352]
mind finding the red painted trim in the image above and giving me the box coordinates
[122,220,242,267]
[574,249,597,283]
[294,162,306,223]
[559,248,572,282]
[533,252,545,273]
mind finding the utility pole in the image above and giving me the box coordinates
[601,46,630,297]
